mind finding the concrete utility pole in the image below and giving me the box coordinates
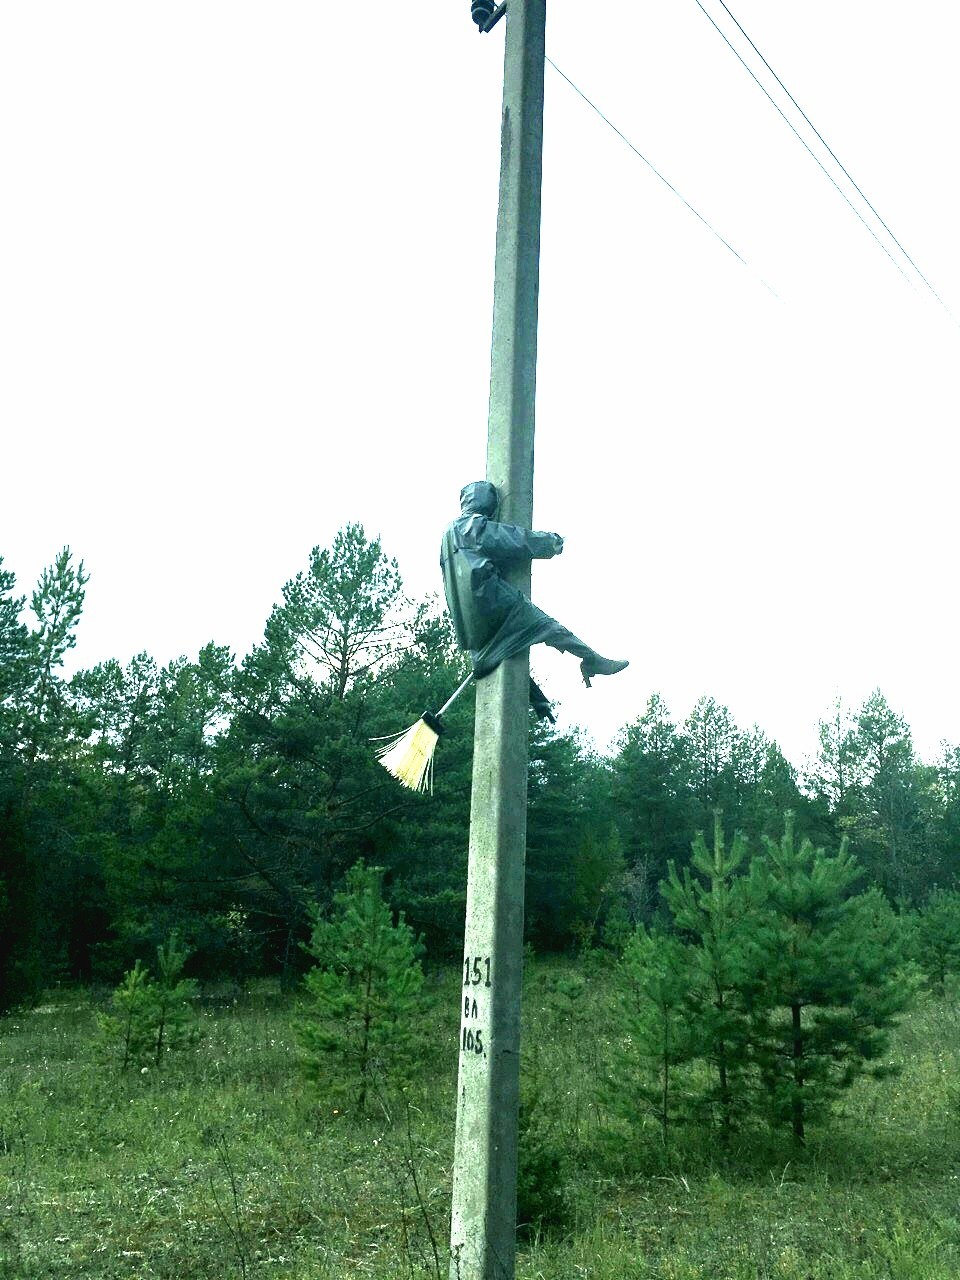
[448,3,546,1279]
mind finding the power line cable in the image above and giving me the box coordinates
[706,0,952,318]
[694,0,955,322]
[546,56,780,300]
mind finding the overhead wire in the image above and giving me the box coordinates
[693,0,956,322]
[704,0,953,319]
[545,56,781,300]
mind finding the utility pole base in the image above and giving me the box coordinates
[449,654,530,1280]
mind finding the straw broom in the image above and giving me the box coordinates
[374,673,475,793]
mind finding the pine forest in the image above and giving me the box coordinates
[3,532,960,1279]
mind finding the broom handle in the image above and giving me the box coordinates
[436,672,475,718]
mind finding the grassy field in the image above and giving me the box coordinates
[2,959,960,1279]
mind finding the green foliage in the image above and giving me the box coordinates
[745,815,909,1141]
[809,692,936,900]
[0,548,91,1010]
[609,696,822,929]
[270,521,406,701]
[97,934,199,1070]
[526,723,622,950]
[605,814,912,1148]
[908,889,960,991]
[568,825,626,952]
[3,960,960,1278]
[25,546,89,754]
[516,1074,571,1238]
[662,813,753,1135]
[208,528,446,980]
[608,927,696,1141]
[370,601,473,956]
[610,693,695,918]
[151,932,201,1065]
[98,958,156,1071]
[685,696,740,817]
[296,862,425,1115]
[0,557,29,723]
[4,521,960,1006]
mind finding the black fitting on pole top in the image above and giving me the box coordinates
[471,0,506,33]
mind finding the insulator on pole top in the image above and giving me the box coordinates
[471,0,496,29]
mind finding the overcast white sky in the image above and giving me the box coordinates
[2,1,958,770]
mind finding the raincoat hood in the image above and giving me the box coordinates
[459,481,498,518]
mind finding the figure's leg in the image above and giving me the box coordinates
[471,591,627,688]
[541,624,629,687]
[529,676,555,722]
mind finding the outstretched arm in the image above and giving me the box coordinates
[464,517,563,566]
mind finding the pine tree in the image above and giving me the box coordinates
[297,862,425,1116]
[270,523,406,702]
[744,814,908,1142]
[608,927,696,1143]
[98,934,199,1070]
[150,932,200,1065]
[0,549,91,1009]
[909,889,960,992]
[214,526,421,979]
[662,813,752,1138]
[846,691,928,900]
[610,694,695,919]
[23,546,89,770]
[526,723,619,949]
[684,697,740,826]
[100,958,156,1072]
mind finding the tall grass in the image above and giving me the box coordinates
[1,965,959,1278]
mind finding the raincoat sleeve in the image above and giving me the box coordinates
[462,517,562,567]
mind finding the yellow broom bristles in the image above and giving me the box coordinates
[375,717,440,793]
[373,674,472,793]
